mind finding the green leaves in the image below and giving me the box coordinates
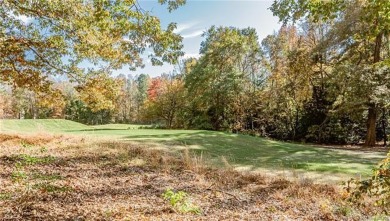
[271,0,345,24]
[162,189,201,214]
[1,0,184,91]
[346,152,390,213]
[271,0,390,146]
[185,26,263,130]
[158,0,186,12]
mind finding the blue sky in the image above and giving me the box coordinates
[114,0,282,77]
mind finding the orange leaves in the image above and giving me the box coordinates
[147,77,163,101]
[77,73,123,113]
[143,77,185,127]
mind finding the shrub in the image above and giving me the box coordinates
[162,189,201,214]
[346,152,390,214]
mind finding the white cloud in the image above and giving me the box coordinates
[181,29,204,39]
[173,21,199,34]
[183,53,201,59]
[122,37,134,43]
[16,15,33,24]
[173,21,205,39]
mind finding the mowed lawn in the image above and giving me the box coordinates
[0,119,386,183]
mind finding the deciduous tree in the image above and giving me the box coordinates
[1,0,184,92]
[271,0,390,146]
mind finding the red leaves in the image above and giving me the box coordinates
[147,77,163,101]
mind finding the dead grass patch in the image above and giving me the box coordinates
[0,133,60,146]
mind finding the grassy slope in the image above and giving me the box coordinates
[0,119,386,182]
[0,119,90,133]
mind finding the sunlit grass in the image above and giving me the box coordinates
[0,119,386,182]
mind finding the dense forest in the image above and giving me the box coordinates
[1,0,389,147]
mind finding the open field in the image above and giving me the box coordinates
[0,119,387,183]
[0,134,379,219]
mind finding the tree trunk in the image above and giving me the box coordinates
[382,108,387,147]
[364,32,382,147]
[365,104,377,147]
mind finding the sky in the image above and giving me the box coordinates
[113,0,282,77]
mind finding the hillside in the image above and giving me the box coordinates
[0,119,90,134]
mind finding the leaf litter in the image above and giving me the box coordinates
[0,133,377,220]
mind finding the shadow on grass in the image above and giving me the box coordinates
[65,128,129,132]
[119,131,386,177]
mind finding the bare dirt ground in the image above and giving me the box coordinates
[0,134,378,220]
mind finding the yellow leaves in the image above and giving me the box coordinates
[2,0,184,93]
[77,73,123,113]
[123,0,136,5]
[340,189,350,200]
[142,77,185,127]
[37,89,65,112]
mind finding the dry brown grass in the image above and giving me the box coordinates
[0,134,378,220]
[0,133,58,146]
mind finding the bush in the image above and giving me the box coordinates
[162,189,201,214]
[346,152,390,214]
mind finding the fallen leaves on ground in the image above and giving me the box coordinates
[0,134,376,220]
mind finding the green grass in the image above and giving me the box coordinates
[118,130,385,181]
[0,119,387,182]
[14,154,56,166]
[0,119,90,133]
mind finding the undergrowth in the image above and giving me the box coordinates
[346,152,390,215]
